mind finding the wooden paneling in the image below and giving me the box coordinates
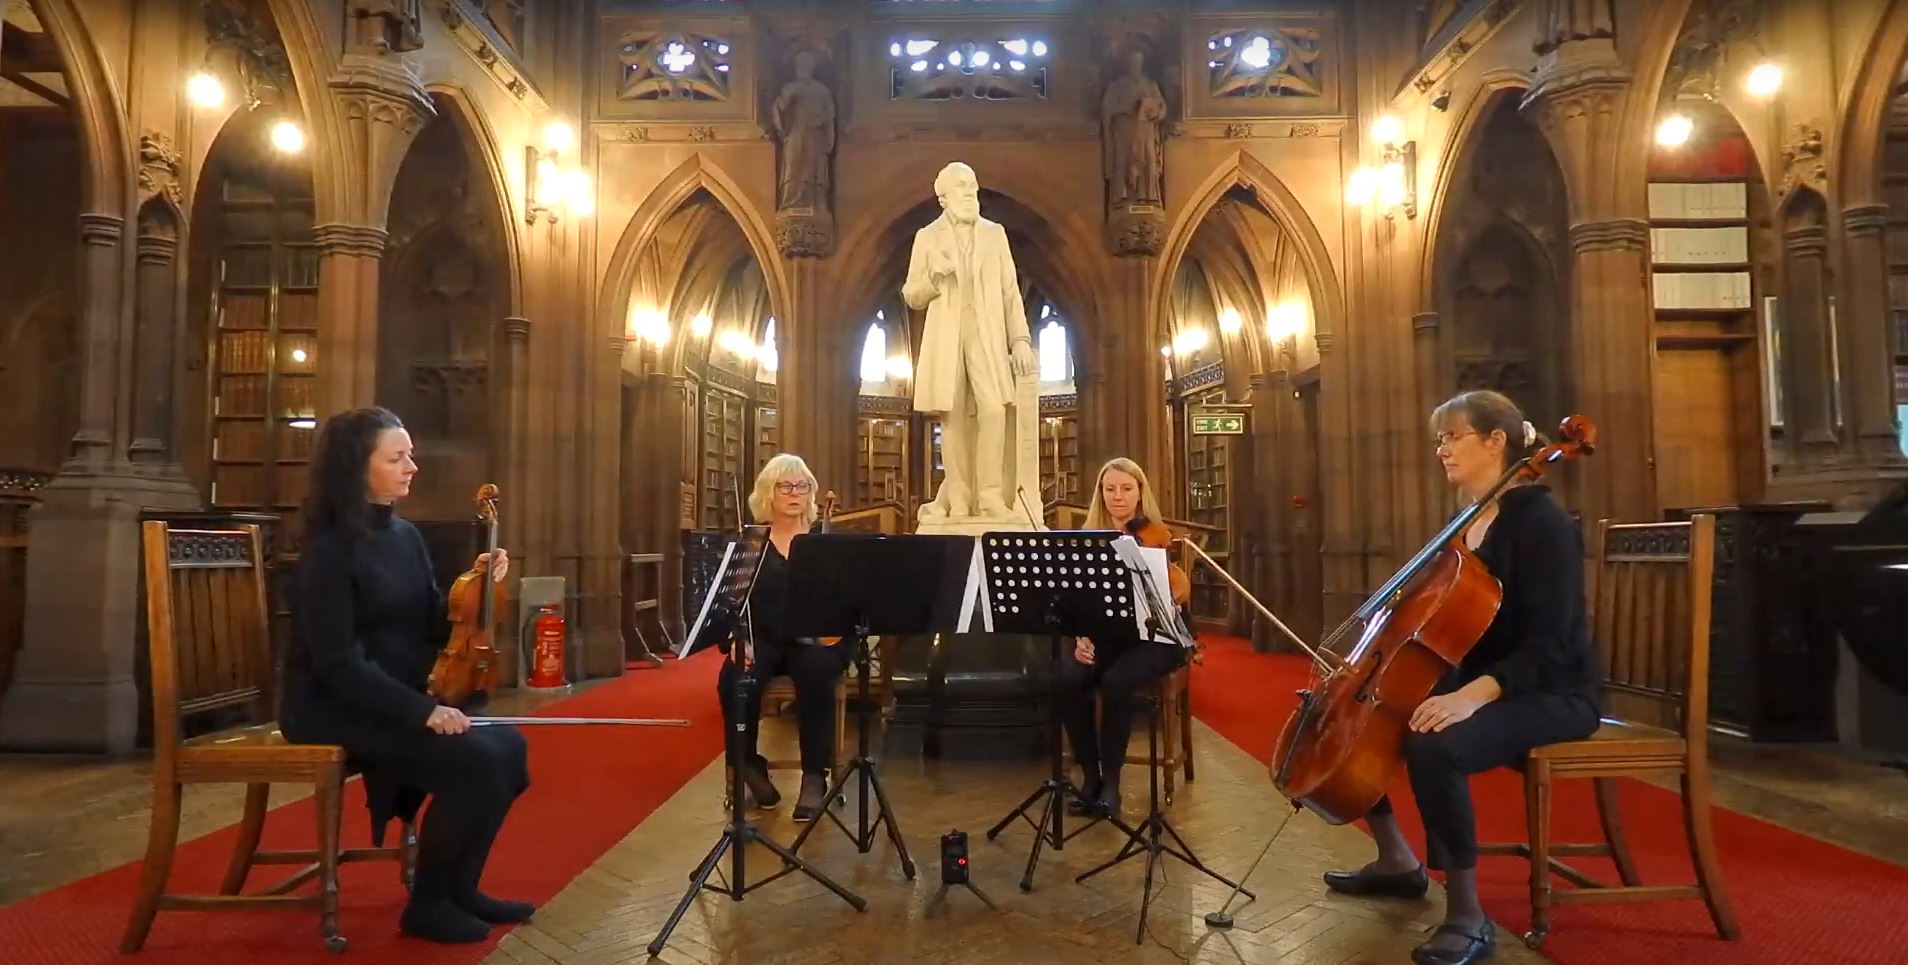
[1653,346,1739,513]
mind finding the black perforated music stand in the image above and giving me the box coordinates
[648,526,866,958]
[977,530,1141,891]
[779,533,976,881]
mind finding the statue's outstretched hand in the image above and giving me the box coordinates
[1010,339,1038,378]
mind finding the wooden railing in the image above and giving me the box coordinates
[0,469,52,712]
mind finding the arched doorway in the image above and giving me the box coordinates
[0,0,86,704]
[1163,183,1328,643]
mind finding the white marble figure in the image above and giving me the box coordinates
[902,162,1042,529]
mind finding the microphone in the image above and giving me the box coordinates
[1014,486,1042,530]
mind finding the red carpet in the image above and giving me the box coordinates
[0,650,723,965]
[1190,635,1908,965]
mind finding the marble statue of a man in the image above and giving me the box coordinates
[903,162,1042,528]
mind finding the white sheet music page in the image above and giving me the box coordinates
[680,541,738,658]
[957,538,993,633]
[1112,536,1192,648]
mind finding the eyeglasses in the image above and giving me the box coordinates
[774,481,813,495]
[1433,430,1479,450]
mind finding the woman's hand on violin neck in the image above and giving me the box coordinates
[427,705,471,735]
[474,549,509,582]
[1407,677,1501,734]
[1074,638,1096,666]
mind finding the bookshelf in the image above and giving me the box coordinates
[1883,120,1908,453]
[1182,387,1231,625]
[1038,409,1081,505]
[699,385,746,530]
[754,405,779,478]
[855,415,908,506]
[207,174,319,516]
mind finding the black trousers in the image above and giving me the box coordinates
[1057,638,1184,789]
[284,709,530,906]
[1368,689,1598,871]
[717,636,848,776]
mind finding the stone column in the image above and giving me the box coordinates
[779,259,856,492]
[1523,53,1657,526]
[129,231,180,467]
[313,56,433,417]
[1838,204,1906,462]
[69,215,126,468]
[498,316,531,682]
[576,334,628,678]
[1412,311,1444,522]
[1782,218,1840,454]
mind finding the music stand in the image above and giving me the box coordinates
[1073,537,1253,944]
[780,533,977,880]
[648,526,866,958]
[978,530,1144,891]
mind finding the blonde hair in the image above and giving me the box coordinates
[1084,457,1165,531]
[748,453,819,526]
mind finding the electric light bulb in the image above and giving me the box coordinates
[186,71,225,109]
[1746,62,1783,98]
[543,121,575,153]
[270,120,305,154]
[1656,114,1694,148]
[691,313,713,337]
[1369,114,1403,146]
[1346,166,1378,205]
[1218,307,1243,335]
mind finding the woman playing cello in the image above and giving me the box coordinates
[1059,457,1192,818]
[1322,391,1598,965]
[281,407,532,944]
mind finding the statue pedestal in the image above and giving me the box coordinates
[774,207,834,258]
[1106,204,1165,257]
[914,514,1044,537]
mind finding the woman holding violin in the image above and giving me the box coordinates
[720,453,849,822]
[1059,457,1192,819]
[1322,390,1598,965]
[281,407,531,944]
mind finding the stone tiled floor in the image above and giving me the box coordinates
[483,717,1546,965]
[3,688,1907,962]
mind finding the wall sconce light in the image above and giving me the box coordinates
[269,118,306,154]
[1347,115,1417,219]
[1745,61,1783,98]
[1655,113,1694,149]
[627,307,670,348]
[526,121,593,224]
[1266,302,1305,344]
[1172,326,1211,357]
[186,69,227,109]
[690,313,714,338]
[1218,306,1243,335]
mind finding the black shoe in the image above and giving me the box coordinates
[400,897,491,943]
[1067,780,1103,817]
[740,758,780,809]
[791,773,828,821]
[1095,784,1121,819]
[1322,862,1430,899]
[456,891,535,925]
[1411,919,1496,965]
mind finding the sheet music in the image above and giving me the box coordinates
[679,541,737,658]
[957,539,990,633]
[1113,536,1193,648]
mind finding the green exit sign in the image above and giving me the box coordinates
[1191,412,1245,435]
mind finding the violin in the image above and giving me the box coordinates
[428,484,504,707]
[1268,416,1596,824]
[1123,516,1191,606]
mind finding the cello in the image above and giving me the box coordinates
[1267,415,1596,824]
[428,483,692,729]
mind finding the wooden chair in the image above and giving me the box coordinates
[122,522,415,954]
[1121,663,1195,803]
[1479,515,1739,948]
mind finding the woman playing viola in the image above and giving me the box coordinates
[719,453,849,822]
[1059,457,1191,819]
[1322,390,1599,965]
[281,407,532,944]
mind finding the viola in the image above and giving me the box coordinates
[428,484,504,707]
[1267,416,1596,825]
[1123,515,1191,606]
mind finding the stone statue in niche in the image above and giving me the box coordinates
[903,162,1041,530]
[773,49,835,210]
[482,0,524,52]
[1101,46,1166,208]
[347,0,423,55]
[1534,0,1616,55]
[772,49,837,256]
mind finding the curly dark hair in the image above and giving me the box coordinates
[303,406,405,542]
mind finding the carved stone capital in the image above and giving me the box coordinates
[136,234,180,265]
[1785,224,1829,258]
[774,209,834,258]
[136,132,184,210]
[329,54,435,225]
[1568,218,1648,253]
[78,213,124,246]
[1106,205,1165,258]
[1247,372,1273,391]
[503,316,531,343]
[1844,203,1890,237]
[1521,62,1631,180]
[1313,331,1335,357]
[313,222,391,257]
[608,333,632,355]
[1776,123,1828,198]
[1411,311,1439,334]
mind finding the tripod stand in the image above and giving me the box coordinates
[984,604,1084,891]
[786,617,915,879]
[649,530,866,958]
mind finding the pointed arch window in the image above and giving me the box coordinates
[859,322,888,383]
[760,317,779,374]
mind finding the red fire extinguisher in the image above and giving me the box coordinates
[527,604,567,690]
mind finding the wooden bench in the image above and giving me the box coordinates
[1480,515,1739,948]
[121,522,415,954]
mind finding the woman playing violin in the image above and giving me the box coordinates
[720,453,849,822]
[1059,457,1191,819]
[281,407,531,944]
[1323,390,1599,965]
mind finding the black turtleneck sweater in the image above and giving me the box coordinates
[1457,484,1598,701]
[282,503,447,735]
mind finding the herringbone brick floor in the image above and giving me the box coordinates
[484,717,1547,965]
